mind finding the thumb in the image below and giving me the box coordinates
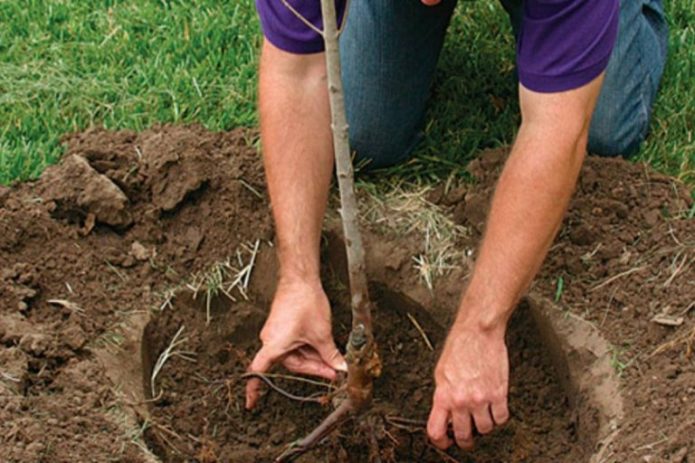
[314,340,347,372]
[245,346,275,410]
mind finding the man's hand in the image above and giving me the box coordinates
[426,76,605,450]
[245,279,347,409]
[421,0,442,5]
[427,321,510,450]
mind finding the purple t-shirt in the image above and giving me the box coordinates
[256,0,619,93]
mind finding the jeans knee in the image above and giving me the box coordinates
[349,122,419,170]
[588,115,647,158]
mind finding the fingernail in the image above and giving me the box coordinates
[338,360,348,371]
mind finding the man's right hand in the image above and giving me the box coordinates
[245,278,347,409]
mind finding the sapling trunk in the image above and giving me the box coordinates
[319,0,381,412]
[273,0,381,461]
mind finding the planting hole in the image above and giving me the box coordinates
[140,243,598,463]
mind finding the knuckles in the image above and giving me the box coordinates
[452,391,486,409]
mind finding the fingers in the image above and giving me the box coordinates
[452,411,474,450]
[428,390,509,450]
[282,351,337,380]
[245,347,275,410]
[471,405,495,435]
[427,400,453,450]
[313,339,348,372]
[421,0,442,5]
[432,404,495,451]
[245,343,342,410]
[491,399,510,426]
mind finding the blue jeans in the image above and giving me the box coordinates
[340,0,668,169]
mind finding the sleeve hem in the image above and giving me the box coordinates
[519,52,612,93]
[262,33,325,55]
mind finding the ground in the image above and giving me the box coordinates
[1,1,694,462]
[1,126,692,462]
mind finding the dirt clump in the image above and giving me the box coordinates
[0,126,692,462]
[38,153,133,228]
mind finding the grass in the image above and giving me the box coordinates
[0,0,260,183]
[0,0,693,185]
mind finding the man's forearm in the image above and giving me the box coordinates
[260,41,334,283]
[456,77,605,332]
[456,122,586,331]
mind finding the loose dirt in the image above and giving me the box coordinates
[0,125,692,462]
[142,268,586,462]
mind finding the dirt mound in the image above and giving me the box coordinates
[0,125,692,462]
[1,125,269,462]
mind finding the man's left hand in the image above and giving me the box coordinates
[427,323,510,450]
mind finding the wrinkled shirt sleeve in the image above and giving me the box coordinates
[517,0,620,92]
[256,0,346,54]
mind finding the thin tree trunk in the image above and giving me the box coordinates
[273,1,380,460]
[320,0,372,338]
[319,0,380,412]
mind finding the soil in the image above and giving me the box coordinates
[142,275,585,463]
[0,125,692,463]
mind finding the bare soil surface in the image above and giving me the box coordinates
[0,125,692,462]
[142,278,585,462]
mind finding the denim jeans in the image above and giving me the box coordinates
[339,0,668,168]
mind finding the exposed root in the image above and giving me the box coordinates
[151,422,188,456]
[385,415,427,431]
[406,312,434,351]
[275,400,355,462]
[245,371,338,389]
[384,416,466,463]
[429,445,463,463]
[366,428,383,463]
[241,372,331,404]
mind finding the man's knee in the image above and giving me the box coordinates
[588,109,648,158]
[587,0,667,158]
[349,120,420,170]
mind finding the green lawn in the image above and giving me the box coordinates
[1,0,693,185]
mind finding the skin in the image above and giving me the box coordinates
[246,0,606,450]
[245,41,346,410]
[427,76,604,449]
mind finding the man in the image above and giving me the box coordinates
[245,0,668,451]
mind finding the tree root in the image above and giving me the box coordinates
[241,372,329,404]
[274,399,355,462]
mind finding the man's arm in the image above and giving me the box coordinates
[259,41,332,283]
[246,40,346,409]
[427,74,605,449]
